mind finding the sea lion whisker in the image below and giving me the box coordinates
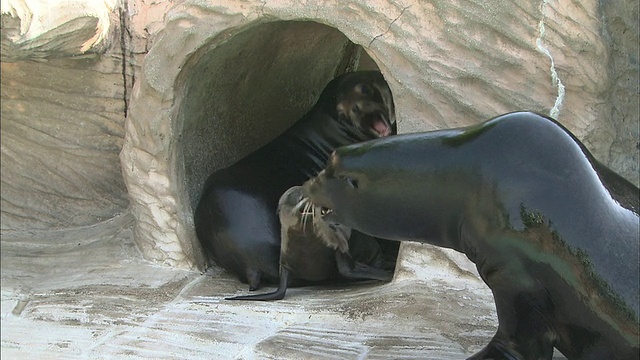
[293,197,308,213]
[301,200,313,233]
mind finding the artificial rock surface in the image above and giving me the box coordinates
[123,0,640,269]
[1,0,638,268]
[0,0,637,358]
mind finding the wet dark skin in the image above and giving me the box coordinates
[226,186,394,301]
[305,112,639,359]
[195,71,399,291]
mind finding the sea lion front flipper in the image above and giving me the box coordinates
[467,330,553,360]
[466,339,521,360]
[226,267,291,301]
[469,267,555,360]
[335,251,393,281]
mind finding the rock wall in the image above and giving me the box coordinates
[1,0,637,270]
[600,0,640,185]
[1,0,129,232]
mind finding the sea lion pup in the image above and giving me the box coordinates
[305,111,639,359]
[195,71,397,291]
[227,186,394,301]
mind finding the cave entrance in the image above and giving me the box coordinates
[172,20,379,266]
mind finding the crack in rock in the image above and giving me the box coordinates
[369,5,411,47]
[536,0,565,119]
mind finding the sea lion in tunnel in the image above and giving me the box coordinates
[195,71,398,291]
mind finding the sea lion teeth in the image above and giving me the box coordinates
[320,207,332,216]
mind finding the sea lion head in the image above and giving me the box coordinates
[303,131,446,243]
[278,186,351,254]
[303,144,403,240]
[321,71,397,138]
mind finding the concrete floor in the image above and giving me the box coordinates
[1,213,568,359]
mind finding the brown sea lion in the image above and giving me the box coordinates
[226,186,394,301]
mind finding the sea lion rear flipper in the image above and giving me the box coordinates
[335,251,393,281]
[226,268,291,301]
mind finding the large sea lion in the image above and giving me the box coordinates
[226,186,394,301]
[304,112,639,359]
[195,71,398,291]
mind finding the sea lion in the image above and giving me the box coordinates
[195,71,397,291]
[227,186,394,301]
[304,111,639,359]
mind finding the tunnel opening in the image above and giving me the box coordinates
[174,20,379,212]
[170,20,381,266]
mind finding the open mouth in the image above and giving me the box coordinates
[366,113,392,137]
[320,207,333,217]
[297,199,333,218]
